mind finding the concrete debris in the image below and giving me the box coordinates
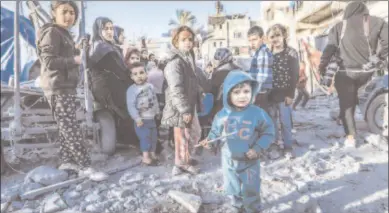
[168,190,202,213]
[25,166,68,186]
[1,185,20,202]
[42,193,67,213]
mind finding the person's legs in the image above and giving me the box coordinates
[134,120,154,164]
[279,102,294,148]
[52,94,91,168]
[268,103,280,143]
[301,88,310,108]
[293,89,303,109]
[240,162,261,213]
[335,73,359,146]
[222,156,243,209]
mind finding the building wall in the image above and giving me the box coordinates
[201,15,253,60]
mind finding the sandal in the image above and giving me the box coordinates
[142,159,158,167]
[188,158,198,166]
[179,165,200,175]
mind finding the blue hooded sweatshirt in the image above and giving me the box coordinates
[207,70,275,170]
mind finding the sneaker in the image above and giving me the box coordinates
[58,163,80,171]
[344,137,357,148]
[79,167,109,182]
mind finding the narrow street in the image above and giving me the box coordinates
[1,96,387,213]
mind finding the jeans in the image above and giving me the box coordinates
[293,88,310,108]
[269,102,293,147]
[134,119,158,152]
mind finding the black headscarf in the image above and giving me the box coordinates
[114,26,124,45]
[90,17,124,64]
[92,17,113,43]
[343,2,369,20]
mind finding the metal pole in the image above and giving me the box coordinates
[13,0,22,137]
[80,0,93,129]
[227,22,230,48]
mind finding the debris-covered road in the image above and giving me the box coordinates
[1,96,388,213]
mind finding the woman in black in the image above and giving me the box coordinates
[319,2,388,147]
[89,17,138,150]
[209,48,241,119]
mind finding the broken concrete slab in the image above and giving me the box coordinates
[168,190,202,213]
[76,180,93,192]
[25,166,68,186]
[201,192,224,204]
[1,202,10,212]
[1,185,20,202]
[10,201,24,211]
[84,193,102,203]
[19,182,43,196]
[294,195,318,213]
[42,192,68,213]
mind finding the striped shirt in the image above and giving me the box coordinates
[249,44,273,93]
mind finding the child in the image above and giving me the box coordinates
[37,0,107,181]
[247,26,273,114]
[266,24,299,157]
[199,71,275,213]
[126,62,160,166]
[161,26,202,175]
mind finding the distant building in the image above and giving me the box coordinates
[201,0,261,60]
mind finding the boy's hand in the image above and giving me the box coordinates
[136,119,144,127]
[198,139,211,149]
[246,149,258,160]
[183,113,192,124]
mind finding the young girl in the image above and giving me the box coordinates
[199,71,275,213]
[124,47,141,67]
[37,0,107,181]
[267,24,299,158]
[161,26,202,175]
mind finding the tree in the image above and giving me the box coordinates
[167,9,213,47]
[168,9,197,28]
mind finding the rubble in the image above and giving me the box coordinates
[42,193,67,213]
[168,190,202,213]
[25,166,68,186]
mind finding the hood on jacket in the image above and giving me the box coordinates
[222,71,258,111]
[166,47,195,62]
[92,17,113,43]
[343,2,369,19]
[113,26,124,45]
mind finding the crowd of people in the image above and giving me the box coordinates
[35,1,387,212]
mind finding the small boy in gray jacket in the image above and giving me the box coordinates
[126,62,161,166]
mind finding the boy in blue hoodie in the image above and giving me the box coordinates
[199,70,275,213]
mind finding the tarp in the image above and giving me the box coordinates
[1,6,37,84]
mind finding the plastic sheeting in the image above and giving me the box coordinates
[1,6,37,84]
